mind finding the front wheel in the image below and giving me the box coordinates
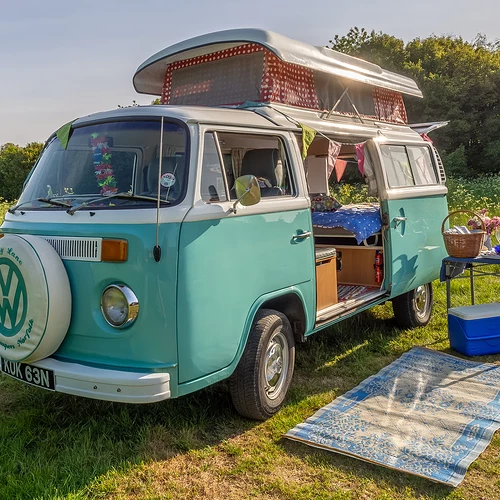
[392,283,433,328]
[229,309,295,420]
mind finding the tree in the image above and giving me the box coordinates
[329,29,500,176]
[0,142,44,201]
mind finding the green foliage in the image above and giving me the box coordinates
[329,29,500,177]
[0,142,43,201]
[330,182,377,205]
[0,198,9,223]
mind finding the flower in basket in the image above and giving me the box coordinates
[467,209,500,236]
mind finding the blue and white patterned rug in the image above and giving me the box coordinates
[285,347,500,486]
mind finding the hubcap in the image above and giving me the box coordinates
[263,329,289,400]
[414,285,429,317]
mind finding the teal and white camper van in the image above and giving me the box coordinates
[0,30,448,420]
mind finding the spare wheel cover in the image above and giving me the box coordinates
[0,234,71,362]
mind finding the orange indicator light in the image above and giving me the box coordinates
[101,239,128,262]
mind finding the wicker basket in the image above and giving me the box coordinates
[441,210,486,258]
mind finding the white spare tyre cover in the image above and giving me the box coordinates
[0,234,71,362]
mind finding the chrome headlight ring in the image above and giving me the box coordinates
[100,284,139,328]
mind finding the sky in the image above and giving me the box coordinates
[1,0,499,146]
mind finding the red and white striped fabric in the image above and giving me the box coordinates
[373,88,408,124]
[160,44,408,125]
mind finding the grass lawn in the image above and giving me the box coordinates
[1,275,500,500]
[1,182,500,499]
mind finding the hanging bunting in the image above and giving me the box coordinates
[327,141,341,178]
[56,120,75,150]
[356,142,366,176]
[299,123,317,160]
[421,133,433,144]
[334,159,348,182]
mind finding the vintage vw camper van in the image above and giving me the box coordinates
[0,29,448,420]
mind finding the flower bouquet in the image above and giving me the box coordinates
[467,209,500,250]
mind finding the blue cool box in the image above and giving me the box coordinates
[448,302,500,356]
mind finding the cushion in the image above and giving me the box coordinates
[311,195,342,212]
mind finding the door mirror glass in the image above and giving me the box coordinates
[235,175,261,206]
[231,175,261,213]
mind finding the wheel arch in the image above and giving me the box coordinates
[232,288,310,371]
[177,287,311,398]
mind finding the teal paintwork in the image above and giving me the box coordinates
[382,194,449,297]
[176,208,315,385]
[1,209,316,397]
[1,219,180,395]
[177,284,312,397]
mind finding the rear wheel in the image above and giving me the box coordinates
[392,283,433,328]
[230,309,295,420]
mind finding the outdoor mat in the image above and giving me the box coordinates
[285,347,500,486]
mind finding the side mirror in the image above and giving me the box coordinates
[231,175,261,213]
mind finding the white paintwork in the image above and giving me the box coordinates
[133,29,422,98]
[0,235,71,362]
[3,204,191,225]
[30,357,171,403]
[7,105,443,227]
[384,185,448,200]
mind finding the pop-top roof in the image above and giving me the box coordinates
[133,28,423,99]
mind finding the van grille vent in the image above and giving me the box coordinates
[41,236,102,261]
[433,147,447,184]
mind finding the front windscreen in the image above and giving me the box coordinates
[17,120,188,211]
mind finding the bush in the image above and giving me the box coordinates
[0,142,43,201]
[0,198,10,224]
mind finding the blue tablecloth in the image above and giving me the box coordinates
[312,204,382,244]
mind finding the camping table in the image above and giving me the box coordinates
[441,254,500,309]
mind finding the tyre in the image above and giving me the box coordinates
[230,309,295,420]
[0,234,72,362]
[392,283,433,328]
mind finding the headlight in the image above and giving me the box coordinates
[101,284,139,328]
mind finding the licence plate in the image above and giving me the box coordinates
[0,358,55,390]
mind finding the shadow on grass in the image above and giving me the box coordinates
[0,306,469,499]
[0,375,254,499]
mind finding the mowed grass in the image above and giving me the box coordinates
[0,179,500,499]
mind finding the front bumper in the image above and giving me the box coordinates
[32,357,171,403]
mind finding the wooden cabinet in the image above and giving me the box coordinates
[315,247,338,311]
[336,246,383,287]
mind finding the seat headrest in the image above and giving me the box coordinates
[147,156,184,192]
[241,149,280,186]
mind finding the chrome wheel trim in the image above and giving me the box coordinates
[414,285,430,318]
[262,329,289,401]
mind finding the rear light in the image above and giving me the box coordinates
[101,239,128,262]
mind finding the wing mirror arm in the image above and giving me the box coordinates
[228,175,261,214]
[230,188,250,214]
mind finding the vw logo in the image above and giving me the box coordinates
[0,258,28,337]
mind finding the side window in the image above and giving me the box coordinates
[380,144,438,188]
[216,132,294,199]
[381,145,415,187]
[200,133,228,202]
[407,146,438,185]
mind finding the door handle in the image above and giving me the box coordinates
[293,231,312,240]
[393,216,407,227]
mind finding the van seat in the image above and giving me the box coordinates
[240,149,283,197]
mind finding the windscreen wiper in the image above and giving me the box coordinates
[8,197,73,214]
[67,192,169,215]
